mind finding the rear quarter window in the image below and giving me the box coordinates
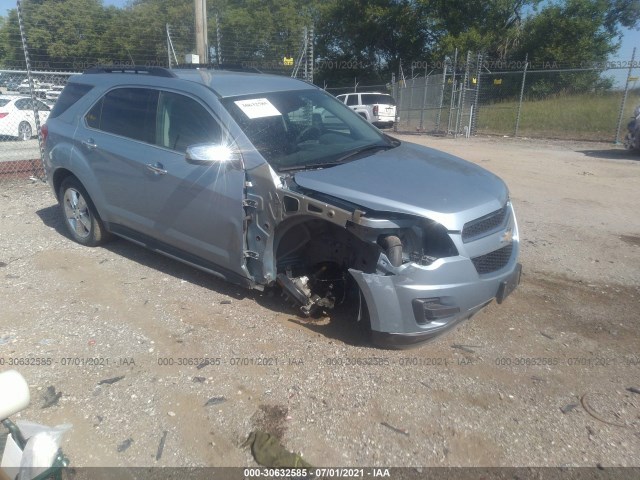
[50,83,93,118]
[360,94,396,106]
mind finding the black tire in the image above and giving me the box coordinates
[17,121,32,141]
[58,177,112,246]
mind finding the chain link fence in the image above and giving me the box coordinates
[391,52,640,142]
[1,2,639,182]
[0,69,75,180]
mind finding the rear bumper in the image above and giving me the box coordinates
[373,115,395,127]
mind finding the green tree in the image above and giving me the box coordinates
[516,0,639,65]
[430,0,542,59]
[314,0,439,87]
[513,0,640,96]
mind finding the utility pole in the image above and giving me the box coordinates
[195,0,208,64]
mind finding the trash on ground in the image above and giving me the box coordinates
[116,438,133,453]
[560,403,579,414]
[380,421,409,436]
[204,396,226,407]
[97,376,125,385]
[450,344,479,354]
[155,431,168,461]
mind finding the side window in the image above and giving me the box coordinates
[156,91,221,153]
[15,98,30,110]
[34,100,50,111]
[85,88,158,144]
[346,95,359,106]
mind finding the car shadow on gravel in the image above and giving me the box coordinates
[36,204,370,347]
[579,148,640,161]
[256,292,374,348]
[36,205,249,300]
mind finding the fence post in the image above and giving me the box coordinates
[447,49,458,135]
[435,61,447,132]
[392,73,398,133]
[397,62,405,131]
[614,47,636,144]
[419,63,428,132]
[17,0,44,179]
[455,51,471,137]
[407,76,416,128]
[514,53,529,138]
[471,53,482,136]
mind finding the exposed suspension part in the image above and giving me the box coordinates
[276,263,346,317]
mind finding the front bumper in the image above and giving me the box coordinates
[367,263,521,348]
[349,205,521,348]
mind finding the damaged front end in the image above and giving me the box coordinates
[242,163,521,348]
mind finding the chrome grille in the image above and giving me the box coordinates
[472,244,513,274]
[462,205,508,243]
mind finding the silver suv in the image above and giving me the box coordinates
[43,67,521,347]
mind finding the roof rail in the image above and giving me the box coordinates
[83,66,177,78]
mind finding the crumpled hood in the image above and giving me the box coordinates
[293,141,509,231]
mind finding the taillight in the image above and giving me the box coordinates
[0,112,8,119]
[373,105,378,116]
[41,124,48,145]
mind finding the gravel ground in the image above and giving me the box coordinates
[0,135,639,469]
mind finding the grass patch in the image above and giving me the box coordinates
[476,90,640,141]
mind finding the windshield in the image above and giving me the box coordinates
[222,89,395,172]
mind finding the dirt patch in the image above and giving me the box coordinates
[252,404,289,441]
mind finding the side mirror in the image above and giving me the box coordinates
[185,143,243,169]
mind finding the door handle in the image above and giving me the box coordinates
[146,163,167,175]
[82,138,97,150]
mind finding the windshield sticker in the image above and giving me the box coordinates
[234,98,281,119]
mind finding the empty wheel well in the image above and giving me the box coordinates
[273,217,380,315]
[274,217,378,276]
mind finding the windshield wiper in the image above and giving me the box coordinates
[279,162,343,172]
[278,143,395,173]
[332,143,394,165]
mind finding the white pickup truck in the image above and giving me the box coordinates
[336,92,396,128]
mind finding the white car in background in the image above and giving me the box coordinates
[336,92,397,128]
[0,95,50,141]
[46,85,65,101]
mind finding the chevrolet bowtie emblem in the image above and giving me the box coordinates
[500,228,514,244]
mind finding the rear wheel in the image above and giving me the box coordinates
[59,177,111,246]
[17,122,32,141]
